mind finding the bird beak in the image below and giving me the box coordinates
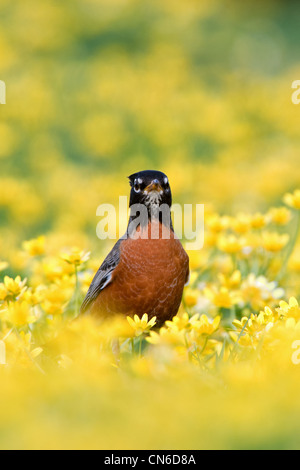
[144,180,163,194]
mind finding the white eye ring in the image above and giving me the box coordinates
[164,177,169,185]
[134,179,141,193]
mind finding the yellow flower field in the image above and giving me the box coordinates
[0,190,300,449]
[1,0,300,450]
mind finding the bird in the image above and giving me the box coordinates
[81,170,189,327]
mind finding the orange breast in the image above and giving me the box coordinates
[90,222,189,326]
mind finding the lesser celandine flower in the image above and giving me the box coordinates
[5,275,27,296]
[218,234,245,254]
[3,330,42,366]
[6,301,37,327]
[21,286,45,306]
[286,318,300,330]
[23,236,46,256]
[276,297,300,320]
[127,314,157,336]
[193,314,221,336]
[0,284,8,301]
[146,326,185,347]
[218,270,241,289]
[184,288,199,307]
[60,247,90,267]
[261,231,289,253]
[207,214,229,233]
[251,213,267,230]
[42,284,70,315]
[204,231,218,248]
[204,286,240,309]
[41,257,74,281]
[0,276,27,301]
[186,251,204,270]
[165,312,200,332]
[240,274,284,311]
[99,315,134,340]
[269,207,291,226]
[231,310,275,347]
[230,214,251,234]
[243,232,261,251]
[289,247,300,272]
[284,189,300,210]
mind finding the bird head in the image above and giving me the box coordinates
[128,170,172,210]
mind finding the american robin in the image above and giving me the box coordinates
[81,170,189,327]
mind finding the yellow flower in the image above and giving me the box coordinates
[184,289,199,307]
[0,284,7,301]
[165,313,200,331]
[205,286,240,309]
[5,275,27,295]
[285,318,300,331]
[240,274,284,311]
[218,234,245,254]
[43,301,65,316]
[186,251,204,270]
[6,301,37,327]
[23,236,46,256]
[207,214,229,233]
[261,232,289,253]
[0,276,27,301]
[268,207,291,226]
[146,328,183,347]
[98,315,134,339]
[251,213,267,230]
[127,314,157,336]
[21,286,45,306]
[42,284,70,316]
[218,270,241,289]
[289,247,300,273]
[60,247,91,267]
[230,214,251,234]
[2,329,42,366]
[284,189,300,210]
[276,297,300,320]
[41,257,74,281]
[232,309,275,347]
[205,231,218,248]
[193,314,221,336]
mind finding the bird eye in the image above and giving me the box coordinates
[134,179,141,193]
[163,177,170,191]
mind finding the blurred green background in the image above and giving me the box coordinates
[1,0,300,254]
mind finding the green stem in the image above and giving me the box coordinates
[229,317,250,361]
[75,264,79,317]
[131,338,135,356]
[191,248,218,286]
[277,210,300,282]
[14,328,45,375]
[139,336,143,357]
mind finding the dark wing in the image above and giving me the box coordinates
[184,252,190,286]
[80,239,122,314]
